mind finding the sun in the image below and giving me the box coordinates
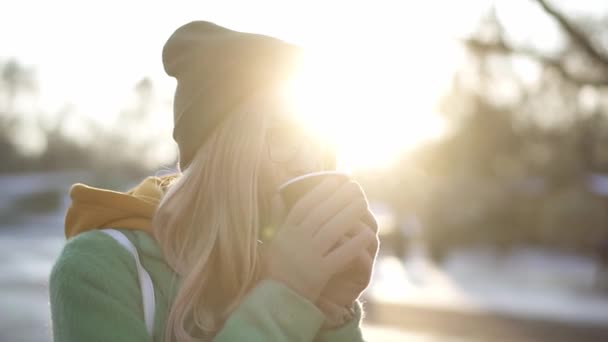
[282,43,454,171]
[253,0,469,172]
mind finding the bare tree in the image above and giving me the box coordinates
[464,0,608,87]
[0,58,37,115]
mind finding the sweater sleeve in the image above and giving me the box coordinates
[50,231,326,342]
[315,301,366,342]
[214,280,325,341]
[49,231,151,342]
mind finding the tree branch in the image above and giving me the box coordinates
[535,0,608,69]
[463,38,608,87]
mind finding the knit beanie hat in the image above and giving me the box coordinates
[162,21,302,170]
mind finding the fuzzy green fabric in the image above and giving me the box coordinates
[49,229,365,341]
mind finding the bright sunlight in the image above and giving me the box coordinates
[270,1,465,171]
[283,39,459,171]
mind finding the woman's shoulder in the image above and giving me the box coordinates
[50,230,137,285]
[49,230,155,341]
[55,229,133,262]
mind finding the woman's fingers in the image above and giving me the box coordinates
[285,177,342,227]
[368,233,380,256]
[351,251,375,285]
[316,218,367,255]
[356,217,380,256]
[356,248,374,271]
[324,228,375,273]
[339,248,374,282]
[362,209,378,233]
[300,181,365,234]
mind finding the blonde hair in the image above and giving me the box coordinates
[153,96,275,341]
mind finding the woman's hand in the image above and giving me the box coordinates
[260,178,375,304]
[317,214,379,325]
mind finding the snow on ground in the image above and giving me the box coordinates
[367,243,608,325]
[362,324,479,342]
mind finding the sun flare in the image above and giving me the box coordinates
[283,43,454,171]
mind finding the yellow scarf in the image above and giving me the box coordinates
[64,174,177,239]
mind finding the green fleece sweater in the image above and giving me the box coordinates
[49,229,365,341]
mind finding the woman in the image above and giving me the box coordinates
[50,21,379,342]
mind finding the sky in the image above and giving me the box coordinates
[1,0,482,114]
[2,0,606,168]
